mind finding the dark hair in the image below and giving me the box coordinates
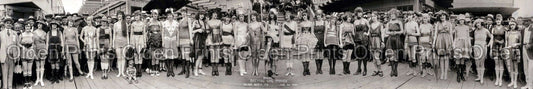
[117,11,128,37]
[438,14,448,22]
[250,13,261,22]
[269,14,277,23]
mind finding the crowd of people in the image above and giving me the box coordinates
[0,1,533,89]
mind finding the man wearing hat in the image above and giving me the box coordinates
[523,17,533,89]
[0,16,18,89]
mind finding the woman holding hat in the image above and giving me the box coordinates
[385,9,403,77]
[33,19,47,86]
[63,16,85,81]
[99,16,113,79]
[505,21,521,88]
[0,16,18,89]
[130,12,147,77]
[47,20,65,83]
[114,11,131,77]
[491,18,506,86]
[20,22,35,89]
[453,14,472,82]
[80,16,99,79]
[473,18,492,84]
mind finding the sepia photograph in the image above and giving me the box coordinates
[0,0,533,89]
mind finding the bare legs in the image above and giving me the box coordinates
[116,48,126,77]
[86,51,96,79]
[34,60,45,86]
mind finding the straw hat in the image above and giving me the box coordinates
[457,14,466,20]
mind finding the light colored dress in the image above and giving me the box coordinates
[234,21,249,49]
[280,21,298,48]
[130,21,146,49]
[474,28,490,60]
[33,29,47,60]
[454,24,472,58]
[435,21,453,56]
[162,20,179,59]
[221,22,234,45]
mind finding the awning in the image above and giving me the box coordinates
[450,7,519,16]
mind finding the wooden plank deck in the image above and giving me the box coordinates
[24,60,522,89]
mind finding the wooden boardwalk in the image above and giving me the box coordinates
[27,60,524,89]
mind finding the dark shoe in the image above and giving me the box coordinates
[354,69,362,75]
[371,71,380,76]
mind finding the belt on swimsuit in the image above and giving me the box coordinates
[222,32,233,36]
[133,32,143,35]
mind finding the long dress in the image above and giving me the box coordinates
[162,20,179,59]
[435,21,453,56]
[454,25,472,59]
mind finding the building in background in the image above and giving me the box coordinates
[78,0,150,16]
[0,0,65,19]
[451,0,517,17]
[319,0,453,12]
